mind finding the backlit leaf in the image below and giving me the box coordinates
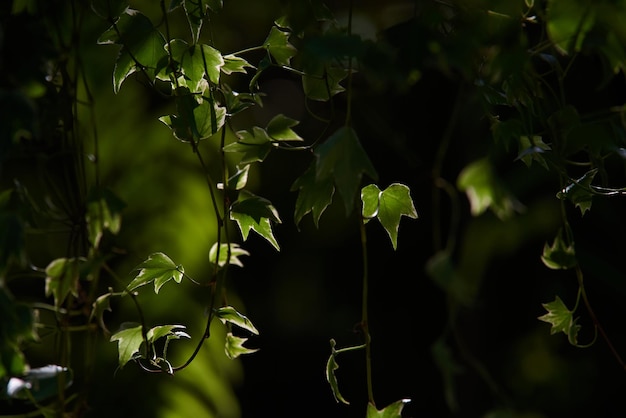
[325,339,349,405]
[110,323,144,367]
[160,90,226,142]
[216,306,259,335]
[230,191,281,251]
[541,229,576,269]
[223,127,272,164]
[180,44,224,90]
[90,293,113,334]
[222,54,253,75]
[366,399,411,418]
[266,114,303,142]
[224,333,258,359]
[147,324,189,342]
[291,163,335,227]
[538,296,581,345]
[263,26,296,65]
[556,168,597,215]
[208,242,250,268]
[45,258,82,307]
[128,252,184,294]
[315,127,378,215]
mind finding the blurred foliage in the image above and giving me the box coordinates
[1,0,626,417]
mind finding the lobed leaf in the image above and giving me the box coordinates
[216,306,259,335]
[110,323,144,367]
[128,252,184,294]
[147,324,189,342]
[224,127,272,164]
[538,296,581,345]
[208,242,250,268]
[291,164,335,228]
[266,114,303,142]
[541,229,576,269]
[366,399,411,418]
[263,26,297,66]
[230,191,282,251]
[222,54,254,75]
[556,168,597,215]
[180,44,224,90]
[45,258,82,307]
[224,333,258,359]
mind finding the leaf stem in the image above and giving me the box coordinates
[358,214,375,406]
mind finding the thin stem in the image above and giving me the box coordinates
[358,215,375,406]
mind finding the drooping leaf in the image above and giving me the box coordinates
[215,306,259,334]
[45,258,82,307]
[541,229,576,269]
[266,114,303,142]
[360,183,418,250]
[291,163,335,227]
[224,333,258,359]
[97,9,167,93]
[315,127,378,215]
[221,54,254,75]
[147,324,189,342]
[90,293,113,334]
[86,187,125,248]
[128,252,184,294]
[556,168,597,215]
[263,26,297,65]
[223,127,273,164]
[221,84,262,115]
[230,191,282,250]
[208,242,250,267]
[457,158,524,220]
[110,323,144,367]
[180,44,224,90]
[366,399,411,418]
[538,296,581,345]
[325,339,350,405]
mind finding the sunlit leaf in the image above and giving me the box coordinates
[556,168,597,215]
[538,296,581,345]
[97,9,167,93]
[90,293,113,334]
[325,339,349,405]
[266,114,303,142]
[222,54,254,75]
[110,323,144,367]
[541,229,576,269]
[209,242,250,267]
[230,191,281,251]
[45,258,82,307]
[291,163,335,227]
[180,44,224,90]
[360,183,417,250]
[128,252,184,294]
[147,325,189,342]
[223,127,272,164]
[263,26,296,65]
[225,165,250,191]
[366,399,411,418]
[315,127,378,215]
[160,89,226,142]
[216,306,259,334]
[224,333,258,359]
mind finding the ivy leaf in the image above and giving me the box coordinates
[556,168,597,215]
[315,127,378,215]
[222,54,253,75]
[541,229,577,269]
[181,0,220,44]
[263,26,297,65]
[110,323,144,367]
[516,135,551,169]
[90,293,113,334]
[291,163,335,227]
[538,296,581,345]
[360,183,418,250]
[180,44,224,90]
[224,333,258,359]
[266,114,303,142]
[147,324,189,342]
[128,252,184,294]
[160,90,226,142]
[208,242,250,268]
[86,187,125,248]
[230,191,282,251]
[366,399,411,418]
[97,9,167,93]
[223,127,272,164]
[457,158,524,220]
[45,258,82,307]
[215,306,259,334]
[302,65,348,101]
[224,165,250,191]
[325,339,350,405]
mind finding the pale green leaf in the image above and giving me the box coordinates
[263,26,296,65]
[366,399,411,418]
[223,127,272,164]
[216,306,259,334]
[90,293,113,334]
[222,54,254,75]
[538,296,581,345]
[266,114,303,142]
[208,242,250,267]
[110,323,144,367]
[147,325,189,342]
[360,184,380,219]
[546,0,596,54]
[160,90,226,142]
[224,333,258,359]
[128,252,184,294]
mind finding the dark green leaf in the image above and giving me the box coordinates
[325,339,350,405]
[230,191,282,251]
[266,114,303,142]
[556,168,597,215]
[216,306,259,334]
[224,333,258,359]
[110,323,144,367]
[302,66,348,101]
[315,127,378,215]
[546,0,595,54]
[290,163,335,227]
[45,258,82,307]
[263,26,297,66]
[160,90,226,142]
[90,293,113,334]
[366,399,411,418]
[91,0,128,19]
[541,229,577,269]
[223,127,272,164]
[128,252,184,294]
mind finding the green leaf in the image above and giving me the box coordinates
[541,229,577,269]
[110,323,144,367]
[90,293,113,334]
[128,252,184,294]
[224,333,258,359]
[556,168,597,215]
[223,127,272,164]
[91,0,128,19]
[263,26,297,66]
[266,114,303,142]
[86,187,125,248]
[538,296,581,345]
[180,44,224,90]
[221,54,254,75]
[325,339,350,405]
[290,163,335,227]
[181,0,214,44]
[546,0,595,54]
[224,165,250,191]
[98,9,167,93]
[45,258,81,307]
[147,325,189,342]
[315,127,378,215]
[230,191,282,250]
[360,183,417,250]
[302,65,348,101]
[215,306,259,334]
[366,399,411,418]
[160,89,226,142]
[457,158,523,220]
[208,242,250,267]
[517,135,551,169]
